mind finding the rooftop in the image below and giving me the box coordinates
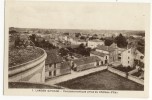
[73,53,83,58]
[96,45,116,52]
[45,49,63,64]
[89,39,104,42]
[73,56,101,66]
[91,51,107,57]
[61,61,71,69]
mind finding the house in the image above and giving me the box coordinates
[76,39,87,45]
[117,48,126,60]
[135,50,144,63]
[90,51,109,65]
[72,56,101,71]
[87,39,104,49]
[110,43,117,48]
[72,53,83,59]
[121,48,136,68]
[121,47,145,69]
[69,37,87,45]
[45,50,71,79]
[110,43,126,60]
[134,50,144,70]
[96,45,118,64]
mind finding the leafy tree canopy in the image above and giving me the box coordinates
[115,33,127,48]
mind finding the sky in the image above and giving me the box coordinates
[8,1,149,30]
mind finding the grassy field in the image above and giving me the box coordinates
[57,70,144,90]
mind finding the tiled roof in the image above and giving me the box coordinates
[90,51,107,57]
[45,49,63,64]
[117,48,126,52]
[96,45,115,52]
[89,39,104,42]
[110,43,117,48]
[73,53,83,58]
[73,56,101,66]
[61,61,71,69]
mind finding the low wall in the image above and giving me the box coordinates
[76,62,97,71]
[128,69,138,75]
[9,81,66,89]
[128,75,144,85]
[108,67,144,85]
[9,47,47,83]
[108,67,127,78]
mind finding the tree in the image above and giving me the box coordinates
[67,47,74,52]
[79,43,85,49]
[59,48,69,57]
[76,44,91,56]
[80,36,86,40]
[115,33,127,48]
[14,35,21,48]
[104,39,113,46]
[93,34,98,39]
[64,32,69,36]
[75,33,81,38]
[29,34,36,44]
[137,46,145,54]
[85,47,91,56]
[9,30,18,35]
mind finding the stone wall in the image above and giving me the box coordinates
[128,75,144,85]
[108,67,127,77]
[108,67,144,85]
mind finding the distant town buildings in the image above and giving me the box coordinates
[9,27,145,85]
[87,39,104,49]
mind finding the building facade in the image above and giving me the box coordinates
[87,39,104,49]
[45,50,71,79]
[96,45,118,64]
[45,62,71,79]
[72,56,101,71]
[121,48,136,68]
[90,51,109,65]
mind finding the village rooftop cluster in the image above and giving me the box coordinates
[9,27,145,89]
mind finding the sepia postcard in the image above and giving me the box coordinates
[4,0,150,98]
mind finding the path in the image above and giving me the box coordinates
[45,66,107,85]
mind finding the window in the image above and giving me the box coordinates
[128,57,130,59]
[49,72,52,76]
[54,70,56,76]
[128,51,130,53]
[106,56,107,59]
[128,61,129,64]
[54,63,56,69]
[49,64,52,67]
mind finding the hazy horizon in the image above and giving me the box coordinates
[10,27,145,32]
